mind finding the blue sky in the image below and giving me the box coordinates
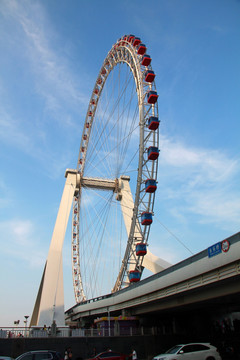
[0,0,239,327]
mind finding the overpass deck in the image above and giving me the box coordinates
[65,232,240,323]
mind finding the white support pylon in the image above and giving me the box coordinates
[118,176,171,275]
[31,171,169,327]
[30,169,80,327]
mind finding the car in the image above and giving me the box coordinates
[15,351,63,360]
[86,351,127,360]
[0,357,15,360]
[152,343,222,360]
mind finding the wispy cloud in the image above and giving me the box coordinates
[0,0,89,178]
[1,0,87,120]
[0,219,46,267]
[0,106,33,150]
[158,134,240,229]
[0,178,12,208]
[161,134,238,182]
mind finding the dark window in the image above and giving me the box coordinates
[52,353,62,360]
[181,345,195,353]
[191,344,210,352]
[181,344,210,353]
[19,355,33,360]
[166,346,182,354]
[34,354,52,360]
[99,353,120,359]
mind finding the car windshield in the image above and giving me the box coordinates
[165,346,182,354]
[99,353,119,358]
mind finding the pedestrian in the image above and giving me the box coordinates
[65,347,73,360]
[51,320,57,336]
[68,348,72,360]
[130,349,137,360]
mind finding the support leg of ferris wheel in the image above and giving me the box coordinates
[118,176,171,277]
[30,169,80,327]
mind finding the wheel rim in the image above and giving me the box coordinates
[72,35,159,302]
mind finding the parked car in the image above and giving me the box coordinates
[86,351,127,360]
[0,357,15,360]
[15,351,63,360]
[152,343,222,360]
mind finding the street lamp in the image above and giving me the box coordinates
[13,320,20,337]
[24,316,29,336]
[24,316,29,327]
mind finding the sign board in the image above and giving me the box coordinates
[222,239,230,252]
[208,242,222,258]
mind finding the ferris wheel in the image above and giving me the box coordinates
[71,34,160,303]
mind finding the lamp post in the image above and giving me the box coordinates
[107,308,110,337]
[24,316,29,337]
[13,320,20,337]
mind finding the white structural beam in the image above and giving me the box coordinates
[30,169,79,327]
[118,176,142,245]
[81,177,116,191]
[118,176,141,282]
[118,176,171,275]
[142,250,171,273]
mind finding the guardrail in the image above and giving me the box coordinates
[0,326,157,338]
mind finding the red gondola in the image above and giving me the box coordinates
[136,243,147,256]
[147,91,158,104]
[141,212,153,225]
[137,43,147,55]
[148,146,159,160]
[141,54,151,66]
[128,34,135,43]
[148,116,159,130]
[145,70,155,83]
[145,179,157,193]
[133,37,141,47]
[129,270,140,283]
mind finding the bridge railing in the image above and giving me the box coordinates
[0,326,157,338]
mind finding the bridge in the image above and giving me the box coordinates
[65,232,240,327]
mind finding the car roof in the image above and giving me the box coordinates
[177,343,211,346]
[28,351,56,353]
